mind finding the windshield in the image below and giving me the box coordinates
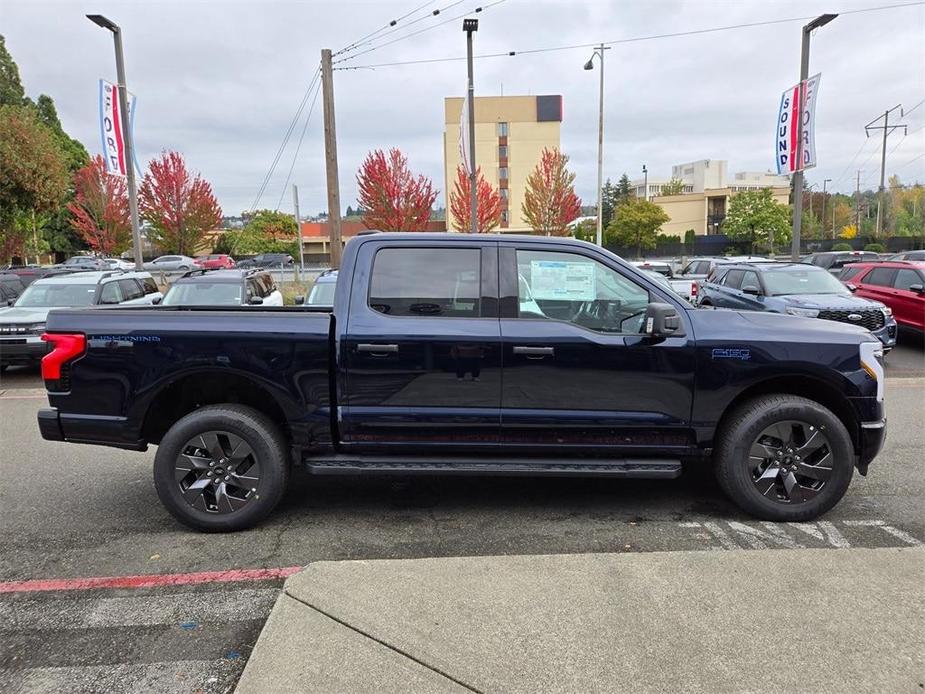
[15,282,97,307]
[163,282,242,306]
[308,281,336,305]
[762,269,850,296]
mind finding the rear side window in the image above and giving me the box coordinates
[812,255,832,268]
[709,267,729,284]
[119,279,144,301]
[369,247,481,317]
[894,269,923,291]
[865,268,897,287]
[98,280,123,304]
[258,274,275,295]
[839,266,863,281]
[723,270,744,288]
[741,271,760,291]
[141,277,159,295]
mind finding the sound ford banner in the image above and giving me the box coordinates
[98,79,137,177]
[775,73,821,175]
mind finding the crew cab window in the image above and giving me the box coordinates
[865,268,897,287]
[895,269,923,291]
[99,281,123,304]
[515,249,649,334]
[119,279,144,301]
[369,247,481,317]
[722,270,744,288]
[741,271,760,291]
[708,267,728,283]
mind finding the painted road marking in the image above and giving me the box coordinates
[679,519,922,550]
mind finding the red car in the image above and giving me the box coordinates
[195,254,236,270]
[839,261,925,335]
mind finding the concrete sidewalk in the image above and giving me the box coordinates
[236,547,924,693]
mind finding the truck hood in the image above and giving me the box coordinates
[691,306,871,343]
[776,293,885,310]
[0,307,50,324]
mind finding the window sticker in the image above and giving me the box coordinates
[530,260,596,301]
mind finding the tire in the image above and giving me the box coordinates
[178,265,190,271]
[714,395,854,522]
[153,404,290,532]
[699,300,712,307]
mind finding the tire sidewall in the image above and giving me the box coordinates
[719,397,854,521]
[153,407,288,532]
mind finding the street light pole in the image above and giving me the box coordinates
[821,178,831,238]
[642,164,648,201]
[584,44,610,246]
[463,19,479,234]
[87,14,143,270]
[790,13,837,262]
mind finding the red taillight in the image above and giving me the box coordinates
[691,282,698,296]
[41,333,86,380]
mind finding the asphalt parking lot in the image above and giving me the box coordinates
[0,339,922,693]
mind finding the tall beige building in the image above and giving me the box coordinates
[444,95,562,232]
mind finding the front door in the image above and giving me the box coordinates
[499,245,695,454]
[340,241,501,450]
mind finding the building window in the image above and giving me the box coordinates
[499,167,509,180]
[501,209,509,223]
[500,188,509,201]
[497,122,508,137]
[498,145,508,159]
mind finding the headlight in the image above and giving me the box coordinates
[30,323,46,334]
[880,306,892,317]
[785,306,820,318]
[859,341,884,402]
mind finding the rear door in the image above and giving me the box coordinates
[712,269,744,307]
[117,278,147,305]
[856,267,897,306]
[340,240,501,450]
[891,268,925,329]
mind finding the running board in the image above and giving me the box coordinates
[303,455,682,479]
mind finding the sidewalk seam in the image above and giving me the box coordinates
[283,590,483,694]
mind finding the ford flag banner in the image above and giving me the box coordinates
[776,73,821,175]
[99,79,137,177]
[458,90,471,175]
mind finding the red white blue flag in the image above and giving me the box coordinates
[776,73,821,175]
[99,79,137,177]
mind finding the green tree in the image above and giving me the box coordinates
[684,228,696,247]
[659,178,685,196]
[0,35,26,107]
[33,94,89,173]
[606,198,669,259]
[616,173,633,206]
[244,209,297,240]
[723,188,791,255]
[600,178,616,227]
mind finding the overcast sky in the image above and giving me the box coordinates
[3,0,924,217]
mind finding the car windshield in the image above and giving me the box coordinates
[762,269,850,296]
[65,257,94,265]
[308,281,336,305]
[15,282,97,307]
[163,282,242,306]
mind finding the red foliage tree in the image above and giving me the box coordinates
[449,165,503,232]
[66,155,131,256]
[521,148,582,236]
[356,148,437,231]
[139,151,222,254]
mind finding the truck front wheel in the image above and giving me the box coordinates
[153,404,289,532]
[714,395,854,521]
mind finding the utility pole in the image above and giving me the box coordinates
[463,19,479,234]
[855,170,861,233]
[821,178,831,237]
[292,184,304,278]
[87,15,144,270]
[584,44,610,246]
[791,14,837,262]
[642,164,648,201]
[865,104,907,237]
[320,49,343,268]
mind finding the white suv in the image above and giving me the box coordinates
[0,270,162,369]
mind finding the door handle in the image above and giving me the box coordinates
[357,343,398,354]
[513,346,554,357]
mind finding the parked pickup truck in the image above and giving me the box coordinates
[37,233,887,532]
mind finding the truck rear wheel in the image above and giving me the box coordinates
[153,404,289,532]
[714,395,854,522]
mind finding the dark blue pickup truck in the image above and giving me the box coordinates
[37,234,887,531]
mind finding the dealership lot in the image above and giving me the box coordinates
[1,350,922,693]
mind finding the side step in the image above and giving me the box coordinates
[304,455,682,479]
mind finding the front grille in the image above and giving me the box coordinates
[817,309,885,331]
[0,324,31,335]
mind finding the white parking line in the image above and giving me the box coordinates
[679,519,922,550]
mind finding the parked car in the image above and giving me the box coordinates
[678,256,774,302]
[629,262,691,301]
[801,251,880,275]
[302,269,338,307]
[160,269,283,307]
[236,253,295,269]
[696,262,897,349]
[838,261,925,337]
[0,273,27,306]
[885,250,925,262]
[0,270,161,370]
[101,257,135,271]
[60,255,107,271]
[39,233,887,531]
[0,266,73,287]
[195,254,237,270]
[144,255,201,272]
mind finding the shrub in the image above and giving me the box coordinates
[832,242,852,251]
[863,243,886,253]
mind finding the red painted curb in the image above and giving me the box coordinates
[0,566,303,593]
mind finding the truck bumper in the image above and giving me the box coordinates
[37,407,64,441]
[37,407,146,451]
[0,335,49,365]
[857,418,886,475]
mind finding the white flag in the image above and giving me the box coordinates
[459,92,471,175]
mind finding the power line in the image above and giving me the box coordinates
[334,0,439,57]
[896,152,925,170]
[251,66,321,212]
[275,78,323,211]
[902,98,925,118]
[335,0,507,65]
[337,1,925,69]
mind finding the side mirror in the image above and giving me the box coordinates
[644,302,682,338]
[294,295,305,305]
[151,295,162,305]
[846,283,857,293]
[742,285,761,296]
[249,296,264,305]
[909,283,924,295]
